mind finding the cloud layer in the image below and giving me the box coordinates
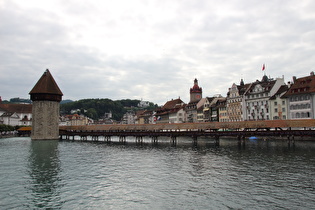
[1,0,315,105]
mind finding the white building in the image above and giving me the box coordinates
[244,76,285,121]
[0,104,32,126]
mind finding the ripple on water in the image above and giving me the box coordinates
[1,137,315,209]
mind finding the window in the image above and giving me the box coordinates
[274,102,277,106]
[282,108,285,112]
[274,108,278,112]
[282,101,285,105]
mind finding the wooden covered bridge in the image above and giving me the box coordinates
[59,119,315,145]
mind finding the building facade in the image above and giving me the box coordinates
[0,104,32,126]
[244,76,285,121]
[227,79,250,122]
[284,72,315,119]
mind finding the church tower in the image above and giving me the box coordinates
[29,69,63,140]
[190,78,202,102]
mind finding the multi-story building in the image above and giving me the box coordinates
[59,114,90,126]
[284,72,315,119]
[217,98,228,122]
[196,98,206,122]
[244,75,285,120]
[185,78,202,122]
[269,85,289,120]
[155,98,186,123]
[227,79,250,122]
[203,97,215,122]
[209,96,226,122]
[121,111,136,124]
[135,110,154,124]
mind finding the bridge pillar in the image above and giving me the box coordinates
[238,135,245,147]
[192,135,198,143]
[214,136,220,146]
[287,135,295,147]
[136,136,143,144]
[151,136,158,144]
[170,136,177,145]
[105,136,111,142]
[119,136,126,143]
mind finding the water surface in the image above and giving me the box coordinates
[1,137,315,209]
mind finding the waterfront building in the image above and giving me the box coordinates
[269,85,289,120]
[155,98,186,123]
[209,95,226,122]
[217,98,228,122]
[29,69,63,140]
[226,79,250,122]
[135,110,155,124]
[196,98,206,122]
[244,75,285,121]
[203,97,215,122]
[0,104,32,126]
[59,114,90,126]
[121,111,136,124]
[185,78,202,122]
[284,72,315,119]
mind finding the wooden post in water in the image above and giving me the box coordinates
[29,69,63,140]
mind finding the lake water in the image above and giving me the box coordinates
[1,137,315,209]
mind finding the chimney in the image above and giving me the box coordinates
[311,71,314,76]
[292,76,297,83]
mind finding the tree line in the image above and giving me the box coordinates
[60,98,158,121]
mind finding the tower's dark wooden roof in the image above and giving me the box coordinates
[29,69,63,96]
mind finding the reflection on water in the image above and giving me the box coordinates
[26,140,62,209]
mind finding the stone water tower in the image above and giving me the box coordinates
[29,69,63,140]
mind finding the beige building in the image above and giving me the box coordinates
[227,79,250,122]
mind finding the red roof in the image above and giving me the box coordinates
[285,73,315,96]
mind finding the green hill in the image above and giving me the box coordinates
[60,98,157,121]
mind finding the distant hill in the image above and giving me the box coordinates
[60,98,158,121]
[60,99,74,104]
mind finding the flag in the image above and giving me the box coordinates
[262,64,265,71]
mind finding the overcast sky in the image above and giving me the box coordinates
[1,0,315,105]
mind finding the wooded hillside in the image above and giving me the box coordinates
[60,98,157,121]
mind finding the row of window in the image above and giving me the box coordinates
[274,108,286,113]
[246,93,269,99]
[289,95,310,102]
[291,112,311,118]
[274,101,286,106]
[290,104,311,110]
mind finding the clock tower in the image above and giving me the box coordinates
[190,78,202,102]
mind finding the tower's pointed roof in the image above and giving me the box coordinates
[190,78,202,93]
[29,69,63,96]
